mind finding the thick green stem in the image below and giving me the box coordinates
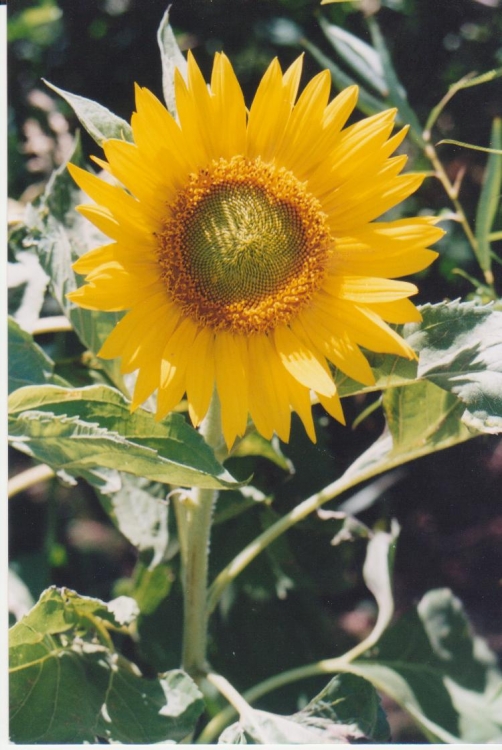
[175,392,226,678]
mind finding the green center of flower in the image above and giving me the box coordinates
[157,156,332,334]
[184,182,308,306]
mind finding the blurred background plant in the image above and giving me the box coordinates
[8,0,502,743]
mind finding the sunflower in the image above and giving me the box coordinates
[67,52,442,447]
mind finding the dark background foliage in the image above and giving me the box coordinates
[8,0,502,741]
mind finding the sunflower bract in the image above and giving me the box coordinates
[67,52,442,447]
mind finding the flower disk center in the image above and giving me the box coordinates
[157,157,332,334]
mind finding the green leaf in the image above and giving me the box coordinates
[124,561,173,615]
[337,301,502,436]
[8,2,62,43]
[157,6,187,116]
[319,16,388,96]
[9,587,204,743]
[343,380,473,486]
[302,37,386,119]
[44,79,133,146]
[231,431,293,472]
[299,672,390,742]
[386,381,473,454]
[99,475,170,569]
[8,317,57,394]
[347,589,502,743]
[418,590,502,743]
[220,673,389,744]
[475,118,502,275]
[366,15,424,146]
[8,383,242,490]
[409,301,502,434]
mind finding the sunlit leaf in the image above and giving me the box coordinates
[44,80,133,146]
[98,475,170,569]
[319,16,388,96]
[302,37,386,119]
[410,301,502,434]
[337,301,502,435]
[8,384,242,490]
[157,6,187,116]
[366,15,424,146]
[8,251,49,331]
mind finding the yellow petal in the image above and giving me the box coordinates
[331,219,442,278]
[365,298,423,324]
[68,274,163,312]
[294,310,375,387]
[248,335,291,443]
[215,332,249,447]
[318,295,416,359]
[318,389,345,425]
[274,325,336,397]
[247,58,293,162]
[156,317,198,420]
[73,243,117,275]
[210,53,247,158]
[76,204,154,247]
[282,55,303,105]
[68,163,158,233]
[327,173,425,232]
[283,369,316,442]
[131,323,175,409]
[186,327,216,427]
[324,275,418,303]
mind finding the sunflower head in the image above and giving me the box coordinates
[157,155,332,335]
[68,51,442,447]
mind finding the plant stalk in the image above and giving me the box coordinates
[423,140,494,287]
[175,391,226,679]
